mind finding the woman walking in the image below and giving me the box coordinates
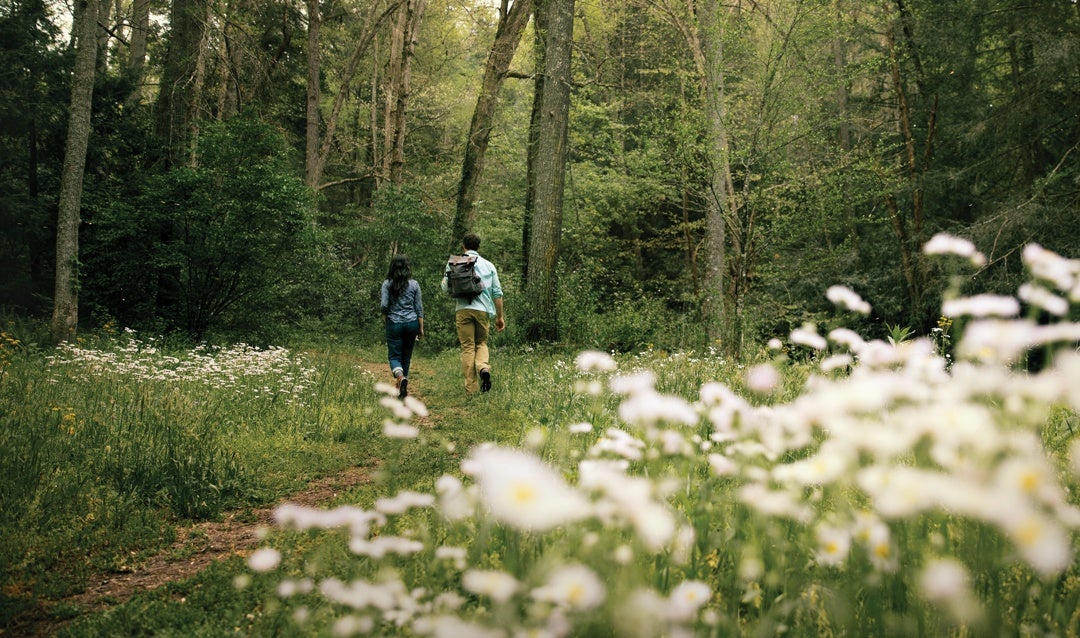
[381,254,424,399]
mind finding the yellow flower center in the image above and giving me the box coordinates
[511,483,536,505]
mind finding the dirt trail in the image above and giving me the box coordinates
[9,464,372,637]
[9,358,430,637]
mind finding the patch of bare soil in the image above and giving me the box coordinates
[10,465,372,637]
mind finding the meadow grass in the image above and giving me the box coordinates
[48,333,1080,637]
[8,238,1080,637]
[0,330,386,625]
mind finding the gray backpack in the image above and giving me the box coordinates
[446,254,485,300]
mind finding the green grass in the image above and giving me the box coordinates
[0,332,385,627]
[4,329,1080,637]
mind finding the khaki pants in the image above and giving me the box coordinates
[455,309,490,393]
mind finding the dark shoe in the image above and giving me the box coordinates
[479,369,491,392]
[398,377,408,399]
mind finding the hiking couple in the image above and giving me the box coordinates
[380,232,505,399]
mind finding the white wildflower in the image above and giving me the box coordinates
[435,474,476,521]
[617,588,669,638]
[531,564,606,611]
[465,447,591,532]
[1018,283,1069,316]
[820,353,854,372]
[772,442,852,486]
[403,395,429,417]
[657,429,692,455]
[618,391,698,427]
[941,294,1020,318]
[248,547,281,572]
[414,615,506,638]
[791,324,827,350]
[590,428,646,460]
[707,453,738,476]
[383,420,419,439]
[856,466,941,519]
[380,396,413,420]
[348,535,424,558]
[575,350,617,373]
[375,490,436,515]
[815,525,852,566]
[1023,243,1078,292]
[827,328,866,352]
[956,319,1039,363]
[998,506,1073,577]
[332,615,375,636]
[374,381,400,396]
[737,483,814,522]
[923,233,986,266]
[738,555,764,582]
[860,521,898,572]
[919,559,983,625]
[826,285,871,315]
[277,578,314,597]
[609,371,656,396]
[745,364,779,394]
[462,569,520,604]
[667,580,712,621]
[434,545,467,570]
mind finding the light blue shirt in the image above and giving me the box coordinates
[442,250,503,318]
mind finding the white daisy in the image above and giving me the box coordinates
[461,569,520,604]
[465,447,591,532]
[531,564,606,611]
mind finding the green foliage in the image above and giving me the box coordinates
[0,0,67,315]
[82,116,322,340]
[884,322,915,345]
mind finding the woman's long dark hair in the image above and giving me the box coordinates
[386,254,412,304]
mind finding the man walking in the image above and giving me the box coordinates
[443,232,505,393]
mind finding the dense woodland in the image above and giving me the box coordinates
[1,0,1078,355]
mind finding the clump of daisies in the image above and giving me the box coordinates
[248,237,1080,636]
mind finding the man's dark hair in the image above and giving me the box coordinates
[463,233,481,251]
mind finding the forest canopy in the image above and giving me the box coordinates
[1,0,1077,352]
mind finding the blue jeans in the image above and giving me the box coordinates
[386,319,420,378]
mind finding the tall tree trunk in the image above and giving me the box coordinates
[125,0,150,106]
[305,0,321,187]
[833,0,858,253]
[155,0,209,166]
[382,0,426,184]
[884,10,936,321]
[96,0,113,64]
[687,0,737,355]
[522,0,546,286]
[451,0,533,248]
[51,0,100,343]
[523,0,573,342]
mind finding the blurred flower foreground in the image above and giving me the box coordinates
[250,237,1080,637]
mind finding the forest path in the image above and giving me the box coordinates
[14,356,426,637]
